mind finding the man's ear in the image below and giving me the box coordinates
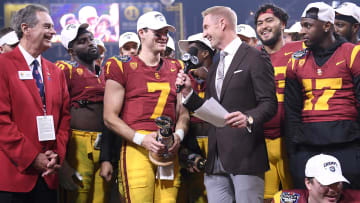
[201,50,209,59]
[323,22,332,33]
[219,18,226,31]
[21,23,29,36]
[352,23,360,35]
[68,48,74,56]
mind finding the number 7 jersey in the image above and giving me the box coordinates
[287,43,360,123]
[104,55,184,131]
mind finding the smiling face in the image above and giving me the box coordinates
[26,11,56,52]
[306,178,343,203]
[139,27,169,54]
[203,14,223,49]
[256,12,284,46]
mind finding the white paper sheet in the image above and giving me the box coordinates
[193,97,228,127]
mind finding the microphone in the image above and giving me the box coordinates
[176,46,199,93]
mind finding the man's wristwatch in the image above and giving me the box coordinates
[246,115,254,132]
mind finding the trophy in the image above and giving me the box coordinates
[149,116,176,166]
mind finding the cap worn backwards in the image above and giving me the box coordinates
[302,2,335,24]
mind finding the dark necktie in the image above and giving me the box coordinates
[32,60,45,104]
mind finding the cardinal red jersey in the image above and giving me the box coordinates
[272,189,360,203]
[189,70,207,124]
[56,61,105,108]
[104,56,184,131]
[287,43,360,123]
[261,41,304,139]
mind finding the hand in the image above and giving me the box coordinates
[58,160,79,190]
[141,132,166,155]
[99,161,113,182]
[192,67,208,80]
[176,69,192,97]
[168,133,181,154]
[187,164,201,173]
[42,150,61,177]
[32,153,49,173]
[224,111,247,128]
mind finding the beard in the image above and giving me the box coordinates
[76,48,99,65]
[260,25,282,46]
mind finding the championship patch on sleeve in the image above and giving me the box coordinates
[292,49,308,60]
[115,55,131,63]
[280,192,300,203]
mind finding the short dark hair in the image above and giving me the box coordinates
[189,41,215,58]
[255,4,289,26]
[0,27,14,38]
[10,4,49,39]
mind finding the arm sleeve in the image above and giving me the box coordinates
[245,51,278,125]
[284,60,303,155]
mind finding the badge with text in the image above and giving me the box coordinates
[36,115,56,141]
[18,71,33,80]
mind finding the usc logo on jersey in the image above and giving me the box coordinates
[155,72,160,80]
[76,68,83,76]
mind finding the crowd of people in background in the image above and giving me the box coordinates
[0,1,360,203]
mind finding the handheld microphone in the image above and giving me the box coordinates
[176,46,199,93]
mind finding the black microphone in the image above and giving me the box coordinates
[176,46,199,93]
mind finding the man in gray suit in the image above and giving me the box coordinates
[176,6,277,203]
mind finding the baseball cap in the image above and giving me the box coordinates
[118,32,140,48]
[0,31,19,46]
[178,33,214,53]
[335,2,360,23]
[60,23,89,49]
[301,2,335,24]
[167,35,175,51]
[285,22,302,33]
[236,24,257,39]
[137,11,175,33]
[305,154,350,186]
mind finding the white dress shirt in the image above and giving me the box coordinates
[18,44,43,81]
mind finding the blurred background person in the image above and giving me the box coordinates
[284,21,303,43]
[0,27,19,54]
[177,32,215,203]
[78,5,98,34]
[118,32,139,56]
[272,154,360,203]
[94,38,107,68]
[94,15,116,42]
[60,13,78,29]
[57,23,109,203]
[334,2,360,45]
[236,23,258,47]
[163,34,176,58]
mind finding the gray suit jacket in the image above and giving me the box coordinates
[185,42,277,175]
